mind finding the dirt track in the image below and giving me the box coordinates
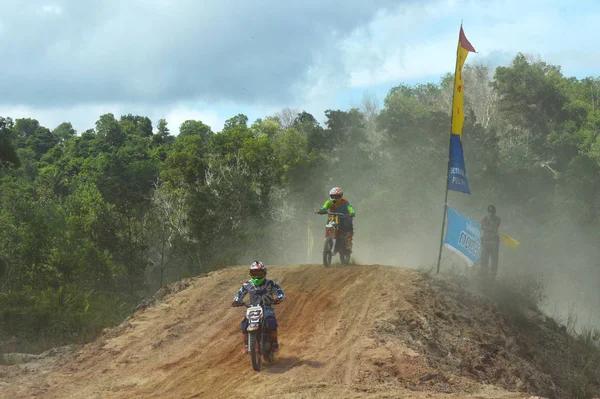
[0,265,541,399]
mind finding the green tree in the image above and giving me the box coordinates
[53,122,77,146]
[96,113,126,149]
[0,117,20,167]
[493,53,569,165]
[178,120,212,143]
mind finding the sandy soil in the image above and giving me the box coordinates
[0,265,547,399]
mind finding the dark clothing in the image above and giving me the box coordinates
[480,214,501,277]
[241,314,277,333]
[481,240,499,278]
[233,278,284,333]
[480,214,501,243]
[233,278,284,309]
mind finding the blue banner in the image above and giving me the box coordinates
[443,206,480,265]
[448,134,470,194]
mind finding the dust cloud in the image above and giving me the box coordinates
[254,104,600,332]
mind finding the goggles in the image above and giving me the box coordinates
[250,269,265,279]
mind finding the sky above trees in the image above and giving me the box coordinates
[0,0,598,133]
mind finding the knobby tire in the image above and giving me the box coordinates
[249,331,261,371]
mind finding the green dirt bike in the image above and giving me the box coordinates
[318,212,354,267]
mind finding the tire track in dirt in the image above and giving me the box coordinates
[0,265,542,399]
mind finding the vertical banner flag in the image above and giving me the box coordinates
[443,206,481,265]
[448,26,476,194]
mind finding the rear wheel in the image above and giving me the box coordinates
[262,331,274,363]
[249,331,261,371]
[340,251,351,265]
[337,235,350,265]
[323,239,333,267]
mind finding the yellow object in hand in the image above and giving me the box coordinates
[499,233,520,249]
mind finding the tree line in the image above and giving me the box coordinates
[0,53,598,349]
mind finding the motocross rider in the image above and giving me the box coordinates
[232,261,285,354]
[315,187,356,252]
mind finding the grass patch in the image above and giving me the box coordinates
[0,286,134,356]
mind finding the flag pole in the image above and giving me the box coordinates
[436,24,463,275]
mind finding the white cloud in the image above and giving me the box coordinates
[2,0,599,134]
[0,0,404,107]
[164,106,224,133]
[0,104,112,132]
[338,0,600,88]
[42,5,62,14]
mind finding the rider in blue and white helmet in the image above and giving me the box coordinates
[232,261,285,353]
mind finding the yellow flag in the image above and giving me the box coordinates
[499,233,520,249]
[451,26,476,139]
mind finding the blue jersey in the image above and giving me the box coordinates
[233,278,285,309]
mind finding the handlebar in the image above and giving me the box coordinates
[235,300,281,308]
[317,212,355,218]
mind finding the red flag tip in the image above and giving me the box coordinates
[459,26,476,53]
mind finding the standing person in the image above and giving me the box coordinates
[480,205,501,278]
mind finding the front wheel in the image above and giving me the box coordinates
[323,238,333,267]
[248,331,261,371]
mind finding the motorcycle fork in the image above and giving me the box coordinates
[332,227,343,254]
[325,227,337,255]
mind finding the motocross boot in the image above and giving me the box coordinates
[242,333,248,354]
[345,232,354,252]
[270,330,279,352]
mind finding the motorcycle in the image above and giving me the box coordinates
[238,300,278,371]
[318,212,354,267]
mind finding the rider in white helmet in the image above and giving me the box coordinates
[232,261,285,353]
[316,187,356,252]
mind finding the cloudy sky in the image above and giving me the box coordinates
[0,0,598,134]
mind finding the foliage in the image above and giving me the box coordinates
[0,287,132,351]
[0,53,598,351]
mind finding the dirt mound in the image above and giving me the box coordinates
[388,275,581,397]
[0,264,595,399]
